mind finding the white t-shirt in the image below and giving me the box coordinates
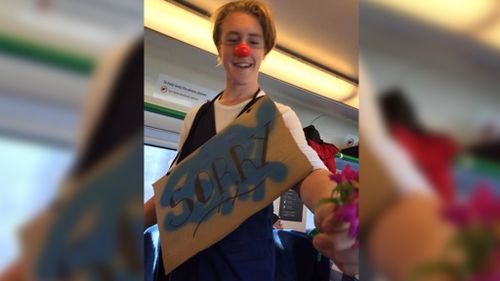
[177,90,326,171]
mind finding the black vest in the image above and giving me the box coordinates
[173,89,261,167]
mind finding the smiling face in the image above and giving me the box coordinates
[217,12,265,88]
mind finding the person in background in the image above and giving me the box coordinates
[272,214,284,230]
[144,1,358,280]
[360,62,455,281]
[378,88,459,203]
[303,125,340,173]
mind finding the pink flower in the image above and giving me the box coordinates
[335,200,359,238]
[329,165,359,184]
[328,166,359,239]
[314,165,360,242]
[411,184,500,281]
[442,184,500,228]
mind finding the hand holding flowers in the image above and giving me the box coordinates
[311,165,359,276]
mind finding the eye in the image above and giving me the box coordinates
[248,38,264,48]
[224,35,240,45]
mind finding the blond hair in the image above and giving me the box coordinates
[212,0,276,55]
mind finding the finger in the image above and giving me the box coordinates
[314,231,356,255]
[315,240,359,277]
[332,246,359,277]
[314,203,336,230]
[321,213,350,234]
[312,234,334,257]
[336,262,359,277]
[334,229,357,251]
[333,246,359,264]
[316,204,349,233]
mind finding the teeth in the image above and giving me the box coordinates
[235,63,251,68]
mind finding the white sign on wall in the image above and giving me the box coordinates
[153,74,217,110]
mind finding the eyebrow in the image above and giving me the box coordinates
[249,33,263,38]
[225,31,263,38]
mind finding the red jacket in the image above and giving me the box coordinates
[307,139,339,173]
[391,124,458,202]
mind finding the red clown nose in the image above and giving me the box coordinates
[234,43,251,57]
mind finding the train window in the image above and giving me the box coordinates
[0,136,73,271]
[144,144,177,202]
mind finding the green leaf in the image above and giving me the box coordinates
[314,197,341,211]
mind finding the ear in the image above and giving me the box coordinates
[215,47,221,66]
[216,45,222,65]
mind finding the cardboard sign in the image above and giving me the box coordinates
[20,137,143,280]
[153,95,312,274]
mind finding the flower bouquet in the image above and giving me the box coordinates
[409,184,500,281]
[309,165,360,260]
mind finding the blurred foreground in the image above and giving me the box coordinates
[360,0,500,280]
[0,1,143,280]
